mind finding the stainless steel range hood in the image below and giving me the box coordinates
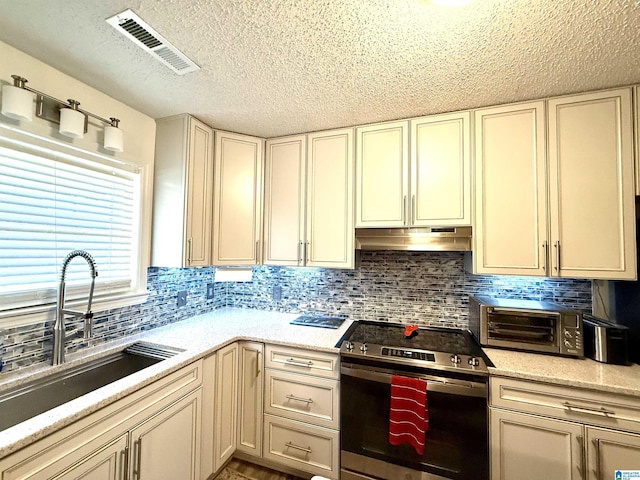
[355,226,472,251]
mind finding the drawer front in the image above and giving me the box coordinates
[265,345,339,379]
[263,414,339,479]
[490,376,640,433]
[265,369,339,429]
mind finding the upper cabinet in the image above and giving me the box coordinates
[152,115,214,267]
[213,131,264,265]
[263,135,307,266]
[474,101,548,276]
[355,113,471,228]
[305,128,355,268]
[547,88,636,279]
[474,88,636,280]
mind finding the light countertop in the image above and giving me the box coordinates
[484,347,640,397]
[0,308,352,459]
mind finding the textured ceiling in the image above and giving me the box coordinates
[0,0,639,138]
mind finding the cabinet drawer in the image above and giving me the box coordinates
[264,369,339,429]
[263,414,339,479]
[265,345,339,379]
[490,377,640,433]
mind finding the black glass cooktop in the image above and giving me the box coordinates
[345,321,482,357]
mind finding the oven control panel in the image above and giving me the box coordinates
[340,340,488,374]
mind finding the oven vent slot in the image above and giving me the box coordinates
[106,9,200,75]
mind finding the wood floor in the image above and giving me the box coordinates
[223,458,307,480]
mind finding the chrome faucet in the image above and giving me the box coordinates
[53,250,98,365]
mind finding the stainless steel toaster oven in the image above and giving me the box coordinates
[469,296,583,357]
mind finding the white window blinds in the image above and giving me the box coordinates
[0,144,140,309]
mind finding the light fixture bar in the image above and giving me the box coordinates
[10,75,119,128]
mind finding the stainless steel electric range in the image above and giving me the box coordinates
[338,320,490,480]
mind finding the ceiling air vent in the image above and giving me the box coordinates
[106,9,200,75]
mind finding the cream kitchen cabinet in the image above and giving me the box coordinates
[474,88,636,280]
[262,345,340,479]
[355,113,471,228]
[490,376,640,480]
[213,131,264,265]
[237,341,264,457]
[635,85,640,195]
[547,88,636,279]
[0,360,203,480]
[305,128,355,268]
[263,135,307,266]
[213,342,239,470]
[473,101,548,276]
[152,114,214,267]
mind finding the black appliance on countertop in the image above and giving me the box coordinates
[583,314,630,365]
[338,320,491,480]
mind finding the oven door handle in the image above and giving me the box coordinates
[341,363,487,398]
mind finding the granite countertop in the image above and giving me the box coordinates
[0,308,352,459]
[484,347,640,397]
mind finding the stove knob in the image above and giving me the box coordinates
[468,357,480,367]
[360,343,368,353]
[344,341,354,351]
[450,354,462,364]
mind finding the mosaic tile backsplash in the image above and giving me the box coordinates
[0,251,592,373]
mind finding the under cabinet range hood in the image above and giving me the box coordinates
[355,226,472,251]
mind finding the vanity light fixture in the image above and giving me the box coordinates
[1,75,124,152]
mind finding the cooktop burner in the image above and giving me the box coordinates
[339,320,490,375]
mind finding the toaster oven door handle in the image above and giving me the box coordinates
[488,307,559,318]
[341,363,487,398]
[562,401,616,417]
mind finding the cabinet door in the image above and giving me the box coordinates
[152,115,213,267]
[355,121,408,227]
[548,89,636,280]
[130,389,202,480]
[213,131,264,265]
[635,86,640,195]
[411,111,471,226]
[490,408,583,480]
[185,117,214,266]
[264,136,306,265]
[306,128,354,268]
[474,102,548,276]
[237,341,264,457]
[214,342,239,470]
[587,427,640,480]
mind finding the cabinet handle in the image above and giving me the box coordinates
[285,357,314,368]
[285,394,314,404]
[297,241,303,265]
[305,241,310,264]
[285,441,312,455]
[133,438,142,480]
[542,241,548,274]
[187,238,193,264]
[577,435,586,479]
[256,350,262,378]
[593,438,601,480]
[412,194,416,224]
[554,240,561,271]
[403,195,408,225]
[563,402,616,417]
[121,446,129,480]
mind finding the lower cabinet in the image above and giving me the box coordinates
[0,360,203,480]
[214,342,239,471]
[490,376,640,480]
[237,341,264,457]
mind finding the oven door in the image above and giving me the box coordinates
[483,308,561,353]
[340,361,488,480]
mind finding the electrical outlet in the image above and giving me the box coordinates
[177,290,187,307]
[272,285,282,301]
[207,283,215,299]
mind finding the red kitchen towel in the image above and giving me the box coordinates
[389,375,428,455]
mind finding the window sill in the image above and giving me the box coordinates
[0,291,150,329]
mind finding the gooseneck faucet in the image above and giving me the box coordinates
[53,250,98,365]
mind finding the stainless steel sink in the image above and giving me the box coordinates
[0,342,183,432]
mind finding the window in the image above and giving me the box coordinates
[0,134,148,322]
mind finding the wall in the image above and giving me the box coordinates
[225,251,592,328]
